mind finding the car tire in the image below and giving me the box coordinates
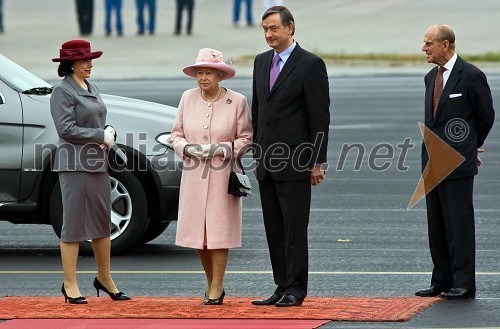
[139,220,170,244]
[49,170,149,255]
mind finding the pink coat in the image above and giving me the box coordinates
[170,88,253,249]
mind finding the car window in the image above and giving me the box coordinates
[0,54,52,92]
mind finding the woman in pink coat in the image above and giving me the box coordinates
[169,48,253,305]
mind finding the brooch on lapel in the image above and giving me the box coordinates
[226,99,232,104]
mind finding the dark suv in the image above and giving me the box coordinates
[0,54,181,254]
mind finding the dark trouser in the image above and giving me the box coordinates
[105,0,123,34]
[425,176,476,290]
[233,0,253,24]
[0,0,3,32]
[136,0,156,33]
[75,0,94,35]
[259,173,311,299]
[175,0,194,34]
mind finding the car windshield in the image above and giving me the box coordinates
[0,54,52,93]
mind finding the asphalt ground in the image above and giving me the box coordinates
[1,1,500,327]
[1,76,499,328]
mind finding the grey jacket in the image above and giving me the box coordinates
[50,75,108,172]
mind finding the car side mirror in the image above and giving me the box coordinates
[0,91,5,105]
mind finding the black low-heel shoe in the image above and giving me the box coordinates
[61,283,87,304]
[93,277,131,301]
[204,290,225,305]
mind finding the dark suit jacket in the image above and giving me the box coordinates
[422,56,495,179]
[252,44,330,181]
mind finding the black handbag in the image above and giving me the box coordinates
[228,142,252,197]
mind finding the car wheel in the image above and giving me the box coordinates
[49,170,149,255]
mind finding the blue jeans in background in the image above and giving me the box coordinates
[0,0,4,33]
[233,0,253,26]
[105,0,123,35]
[136,0,156,34]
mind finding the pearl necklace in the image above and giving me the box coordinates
[201,87,222,107]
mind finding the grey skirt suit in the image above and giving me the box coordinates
[50,75,111,242]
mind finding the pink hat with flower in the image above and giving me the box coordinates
[182,48,236,80]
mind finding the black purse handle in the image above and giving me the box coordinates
[230,141,246,175]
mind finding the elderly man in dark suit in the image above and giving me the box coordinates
[251,6,330,307]
[416,24,495,300]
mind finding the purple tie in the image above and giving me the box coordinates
[269,54,281,91]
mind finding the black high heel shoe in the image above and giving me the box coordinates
[204,289,225,305]
[93,277,131,300]
[61,283,87,304]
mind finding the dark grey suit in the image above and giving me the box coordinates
[50,75,107,172]
[50,75,111,242]
[252,44,330,299]
[422,55,495,290]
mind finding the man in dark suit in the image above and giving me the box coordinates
[250,6,330,307]
[416,24,495,300]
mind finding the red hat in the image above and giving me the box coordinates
[52,40,103,62]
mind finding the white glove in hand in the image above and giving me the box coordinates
[210,144,224,157]
[184,144,202,157]
[193,144,223,159]
[102,130,115,150]
[104,125,116,140]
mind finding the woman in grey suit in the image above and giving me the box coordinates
[50,40,130,304]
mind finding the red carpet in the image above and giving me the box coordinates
[0,296,442,322]
[0,319,330,329]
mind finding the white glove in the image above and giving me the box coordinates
[102,130,115,150]
[211,144,224,157]
[104,125,116,140]
[193,144,224,159]
[184,144,202,157]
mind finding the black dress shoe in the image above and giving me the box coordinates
[93,277,131,301]
[251,293,283,306]
[275,294,304,307]
[441,288,475,300]
[204,290,225,305]
[61,283,87,304]
[415,286,446,297]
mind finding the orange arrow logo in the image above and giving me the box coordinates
[408,122,465,209]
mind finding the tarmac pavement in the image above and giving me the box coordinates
[1,0,500,80]
[1,2,500,327]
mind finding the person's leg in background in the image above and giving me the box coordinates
[185,0,194,35]
[148,0,156,34]
[233,0,241,26]
[136,0,145,34]
[115,0,123,36]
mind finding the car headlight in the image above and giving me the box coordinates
[155,132,174,150]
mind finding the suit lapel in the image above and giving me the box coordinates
[263,50,274,94]
[67,75,93,96]
[268,44,300,97]
[434,56,464,122]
